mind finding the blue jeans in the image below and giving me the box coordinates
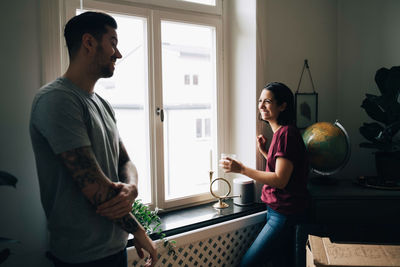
[49,248,127,267]
[240,207,307,267]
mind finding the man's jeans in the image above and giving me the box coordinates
[49,248,127,267]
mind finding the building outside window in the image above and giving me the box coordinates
[195,117,211,139]
[184,74,190,85]
[193,74,199,85]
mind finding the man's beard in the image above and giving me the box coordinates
[100,65,113,78]
[95,45,114,78]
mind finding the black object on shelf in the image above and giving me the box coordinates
[355,175,400,190]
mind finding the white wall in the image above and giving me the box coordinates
[337,0,400,178]
[0,1,52,267]
[224,0,257,178]
[262,0,338,125]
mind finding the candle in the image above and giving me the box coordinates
[209,149,213,171]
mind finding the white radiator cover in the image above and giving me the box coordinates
[128,211,267,267]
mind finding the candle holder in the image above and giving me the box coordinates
[209,170,240,209]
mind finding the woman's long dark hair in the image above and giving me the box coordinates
[261,82,295,126]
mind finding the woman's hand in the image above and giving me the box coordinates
[219,157,244,174]
[257,135,268,159]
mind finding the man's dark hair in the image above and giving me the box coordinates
[64,11,117,59]
[263,82,295,126]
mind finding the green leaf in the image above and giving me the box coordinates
[0,171,18,188]
[154,222,161,228]
[131,200,177,256]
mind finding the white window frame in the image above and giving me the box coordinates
[153,8,223,209]
[123,0,222,15]
[40,0,226,211]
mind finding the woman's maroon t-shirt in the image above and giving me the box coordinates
[260,125,310,214]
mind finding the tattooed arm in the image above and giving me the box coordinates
[59,146,157,265]
[58,146,140,232]
[96,141,138,220]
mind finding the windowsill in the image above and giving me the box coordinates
[127,199,266,246]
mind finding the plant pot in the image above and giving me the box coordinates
[375,151,400,185]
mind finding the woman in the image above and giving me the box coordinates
[220,82,309,267]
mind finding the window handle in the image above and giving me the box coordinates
[156,107,164,122]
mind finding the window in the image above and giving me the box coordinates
[196,119,202,138]
[193,74,199,85]
[64,0,223,210]
[184,74,190,85]
[195,118,211,139]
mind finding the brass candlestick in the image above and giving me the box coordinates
[209,170,240,209]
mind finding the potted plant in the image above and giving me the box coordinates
[131,200,176,257]
[359,66,400,185]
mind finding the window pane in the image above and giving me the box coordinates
[161,20,216,200]
[79,10,152,203]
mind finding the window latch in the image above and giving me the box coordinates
[156,107,164,122]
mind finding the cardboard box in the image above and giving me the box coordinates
[306,235,400,267]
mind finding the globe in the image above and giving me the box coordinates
[302,121,351,176]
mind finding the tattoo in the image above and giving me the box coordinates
[116,214,140,233]
[59,146,140,233]
[60,148,99,189]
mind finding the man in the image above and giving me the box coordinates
[30,11,157,267]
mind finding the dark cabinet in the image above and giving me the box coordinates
[295,178,400,267]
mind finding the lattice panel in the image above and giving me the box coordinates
[131,223,263,267]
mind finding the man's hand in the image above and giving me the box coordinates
[133,228,158,267]
[96,182,138,219]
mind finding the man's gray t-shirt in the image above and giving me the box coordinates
[30,77,128,263]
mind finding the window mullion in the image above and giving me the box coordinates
[151,10,167,209]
